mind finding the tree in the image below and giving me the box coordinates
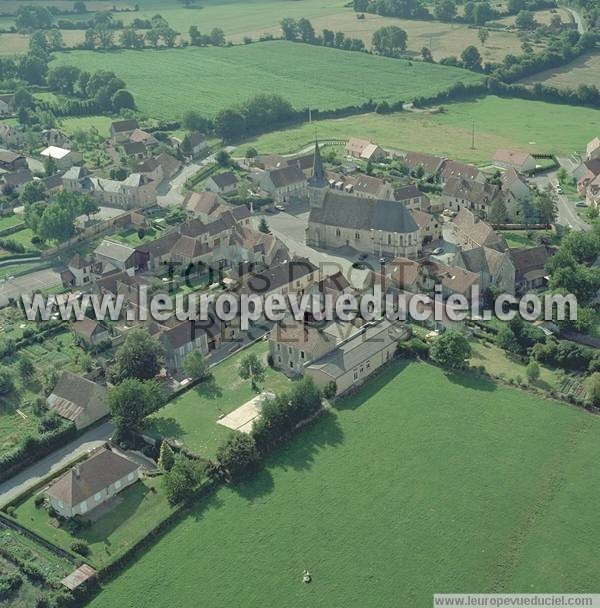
[472,2,494,25]
[461,45,482,71]
[47,28,64,50]
[163,455,205,504]
[73,1,88,13]
[489,197,508,224]
[181,110,210,132]
[145,28,161,47]
[421,46,433,62]
[13,87,34,110]
[20,181,47,205]
[0,369,14,396]
[114,329,164,381]
[48,64,80,94]
[587,372,600,407]
[280,18,298,40]
[430,331,472,369]
[37,201,76,242]
[213,108,245,141]
[216,432,259,478]
[371,25,407,56]
[297,18,315,43]
[112,89,135,111]
[18,356,35,379]
[478,28,489,46]
[209,27,225,46]
[18,54,48,85]
[434,0,456,21]
[160,27,178,47]
[526,360,540,384]
[245,147,258,159]
[515,10,536,29]
[158,441,175,471]
[183,350,210,381]
[43,155,57,177]
[215,149,231,167]
[40,367,59,395]
[239,352,266,391]
[535,189,557,226]
[258,217,270,234]
[79,195,99,220]
[108,378,164,438]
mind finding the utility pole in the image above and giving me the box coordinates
[308,107,312,124]
[471,120,475,150]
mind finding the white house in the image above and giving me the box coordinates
[40,146,82,170]
[45,448,140,518]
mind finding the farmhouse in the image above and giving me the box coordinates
[47,371,108,431]
[345,138,385,162]
[205,172,238,194]
[493,149,537,173]
[307,190,420,259]
[325,171,394,200]
[586,136,600,161]
[0,124,26,147]
[259,165,307,204]
[72,317,111,347]
[45,448,140,518]
[441,177,501,218]
[501,168,531,206]
[0,94,14,115]
[451,208,508,252]
[110,119,139,143]
[40,146,82,170]
[184,191,230,222]
[509,245,554,292]
[577,160,600,197]
[63,166,157,209]
[1,169,33,193]
[403,152,446,177]
[454,246,516,294]
[305,319,409,396]
[185,131,208,157]
[42,128,72,149]
[0,149,27,172]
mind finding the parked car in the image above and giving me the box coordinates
[352,262,366,269]
[274,204,286,212]
[576,201,588,207]
[357,253,368,261]
[379,256,389,264]
[432,247,444,255]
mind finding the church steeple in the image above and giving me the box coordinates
[309,139,326,188]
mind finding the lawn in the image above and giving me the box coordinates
[59,115,114,138]
[469,339,559,389]
[146,340,293,457]
[522,51,600,91]
[89,360,600,608]
[0,214,24,232]
[12,476,174,569]
[109,228,158,247]
[237,96,600,163]
[499,229,558,248]
[51,41,482,120]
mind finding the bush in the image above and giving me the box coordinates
[0,572,22,601]
[215,432,260,479]
[70,540,90,556]
[34,494,45,508]
[322,380,337,400]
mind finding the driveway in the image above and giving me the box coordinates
[0,421,115,508]
[157,163,203,208]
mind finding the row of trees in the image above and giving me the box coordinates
[280,17,366,51]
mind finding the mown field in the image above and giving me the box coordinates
[88,361,600,608]
[522,51,600,90]
[236,96,600,163]
[52,41,482,120]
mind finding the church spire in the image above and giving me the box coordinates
[310,139,326,187]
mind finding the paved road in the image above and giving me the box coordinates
[0,421,115,507]
[565,6,585,33]
[532,168,590,232]
[156,162,203,208]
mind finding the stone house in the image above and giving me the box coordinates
[0,94,14,116]
[72,317,111,347]
[345,138,385,162]
[451,208,508,252]
[259,165,307,204]
[509,245,554,292]
[586,137,600,161]
[110,119,139,144]
[493,149,537,173]
[440,177,501,218]
[40,146,82,170]
[205,172,238,194]
[152,320,209,372]
[454,246,516,295]
[47,371,108,430]
[0,149,27,172]
[440,160,486,184]
[410,209,441,244]
[325,171,394,200]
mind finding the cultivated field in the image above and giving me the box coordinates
[236,96,600,163]
[522,51,600,90]
[52,41,483,120]
[87,361,600,608]
[495,7,572,27]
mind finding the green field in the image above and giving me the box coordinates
[89,361,600,608]
[146,341,293,457]
[236,95,600,162]
[52,41,482,121]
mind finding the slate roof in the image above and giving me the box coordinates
[266,165,306,188]
[94,240,136,264]
[443,177,499,206]
[111,119,139,133]
[509,245,554,283]
[458,246,507,277]
[72,317,107,341]
[184,191,229,216]
[452,208,507,251]
[244,258,317,294]
[309,191,418,234]
[209,172,238,188]
[404,152,446,175]
[46,448,139,507]
[441,160,483,182]
[394,184,424,202]
[122,141,146,156]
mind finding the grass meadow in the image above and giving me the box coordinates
[88,361,600,608]
[522,51,600,90]
[52,41,482,120]
[236,96,600,163]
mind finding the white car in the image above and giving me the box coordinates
[274,204,286,212]
[432,247,444,256]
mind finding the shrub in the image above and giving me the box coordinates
[5,506,15,517]
[322,380,337,400]
[0,572,22,601]
[70,540,90,556]
[34,494,45,508]
[215,432,259,479]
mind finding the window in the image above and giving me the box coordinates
[289,361,294,369]
[388,234,392,245]
[355,232,360,240]
[300,351,305,359]
[288,346,292,354]
[115,480,122,490]
[366,360,371,369]
[277,344,281,351]
[353,370,358,381]
[94,492,102,502]
[336,228,341,237]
